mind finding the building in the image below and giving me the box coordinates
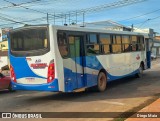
[155,36,160,40]
[0,27,12,70]
[152,35,160,57]
[70,20,132,31]
[0,41,8,51]
[133,28,160,58]
[0,41,9,70]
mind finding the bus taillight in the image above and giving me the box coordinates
[47,63,55,83]
[10,65,17,83]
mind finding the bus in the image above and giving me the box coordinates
[8,25,151,92]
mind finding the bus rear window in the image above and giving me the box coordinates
[10,27,49,56]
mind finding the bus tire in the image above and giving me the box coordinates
[136,64,143,78]
[97,71,107,92]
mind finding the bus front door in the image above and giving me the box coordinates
[69,36,85,89]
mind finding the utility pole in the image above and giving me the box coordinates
[69,12,70,25]
[47,13,49,24]
[65,14,66,25]
[54,12,55,25]
[131,24,134,32]
[76,11,77,24]
[83,12,85,27]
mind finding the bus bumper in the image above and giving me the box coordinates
[11,79,59,91]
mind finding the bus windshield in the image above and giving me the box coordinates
[10,27,49,56]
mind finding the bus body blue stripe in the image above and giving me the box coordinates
[63,67,139,92]
[10,54,139,92]
[10,55,46,79]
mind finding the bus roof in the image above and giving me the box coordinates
[11,24,149,38]
[52,25,149,37]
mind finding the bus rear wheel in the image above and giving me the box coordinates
[136,64,143,78]
[97,72,107,92]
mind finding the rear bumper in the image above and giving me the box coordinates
[11,79,59,91]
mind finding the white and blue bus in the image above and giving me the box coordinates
[8,25,151,92]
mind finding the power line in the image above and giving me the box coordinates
[49,0,148,24]
[138,19,150,28]
[0,16,47,27]
[118,8,160,22]
[134,15,160,25]
[132,15,160,30]
[0,0,148,27]
[0,15,25,24]
[0,12,26,22]
[3,0,63,19]
[3,0,147,19]
[73,0,147,14]
[51,0,147,18]
[1,0,41,10]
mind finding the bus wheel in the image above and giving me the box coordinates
[97,72,107,92]
[136,64,143,78]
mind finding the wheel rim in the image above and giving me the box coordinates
[99,76,105,87]
[98,72,107,91]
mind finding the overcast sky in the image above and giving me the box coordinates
[0,0,159,33]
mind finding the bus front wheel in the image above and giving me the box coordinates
[97,72,107,92]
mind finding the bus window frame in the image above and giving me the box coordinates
[9,26,50,57]
[57,30,146,58]
[99,33,112,54]
[57,32,69,58]
[58,30,86,59]
[86,33,100,56]
[121,35,131,53]
[111,34,122,54]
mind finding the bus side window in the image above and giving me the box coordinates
[122,35,131,52]
[68,36,75,58]
[86,45,99,55]
[136,36,145,51]
[139,36,145,51]
[86,34,100,55]
[112,35,122,53]
[100,34,111,54]
[58,32,68,58]
[131,36,137,51]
